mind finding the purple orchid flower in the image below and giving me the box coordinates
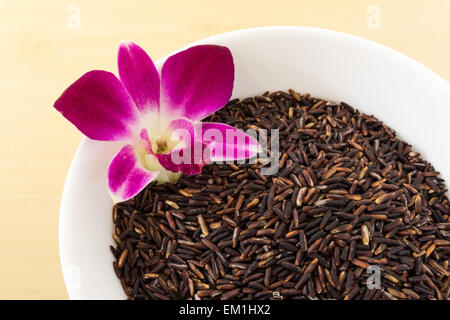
[54,42,259,202]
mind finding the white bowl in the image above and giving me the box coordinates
[59,26,450,299]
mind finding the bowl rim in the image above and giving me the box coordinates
[58,25,450,299]
[159,25,449,87]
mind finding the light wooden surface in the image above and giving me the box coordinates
[0,0,449,299]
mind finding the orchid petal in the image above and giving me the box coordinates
[160,45,234,121]
[167,117,195,148]
[156,118,202,175]
[167,118,194,134]
[139,129,153,154]
[118,41,160,115]
[198,123,259,161]
[156,145,205,176]
[54,70,138,141]
[108,144,158,202]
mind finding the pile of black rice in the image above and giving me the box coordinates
[111,90,449,300]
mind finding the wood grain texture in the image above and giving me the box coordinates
[0,0,448,299]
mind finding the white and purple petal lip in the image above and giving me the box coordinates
[160,45,234,121]
[54,70,139,141]
[139,129,153,154]
[156,149,204,176]
[108,145,159,202]
[199,123,259,161]
[155,118,204,175]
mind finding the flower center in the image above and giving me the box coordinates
[149,132,180,155]
[155,136,168,154]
